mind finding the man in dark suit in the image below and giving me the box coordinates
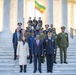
[28,29,35,64]
[32,34,44,73]
[44,30,56,73]
[17,22,23,33]
[12,28,21,60]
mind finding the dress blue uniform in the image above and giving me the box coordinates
[44,37,56,73]
[43,24,49,34]
[28,35,35,63]
[35,30,40,37]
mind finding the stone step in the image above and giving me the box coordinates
[0,59,76,65]
[0,73,76,75]
[0,35,76,75]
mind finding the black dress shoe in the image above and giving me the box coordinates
[14,58,16,60]
[60,62,63,64]
[39,71,42,73]
[33,71,36,73]
[47,71,49,73]
[54,61,57,64]
[24,65,26,73]
[49,71,52,73]
[20,70,22,73]
[41,61,44,63]
[47,70,51,73]
[29,62,32,64]
[24,71,26,73]
[24,69,26,73]
[64,62,68,64]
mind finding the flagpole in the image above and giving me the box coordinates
[34,0,36,17]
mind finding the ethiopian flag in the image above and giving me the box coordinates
[35,0,46,13]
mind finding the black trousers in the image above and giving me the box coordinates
[13,44,17,59]
[29,49,32,63]
[34,54,41,71]
[46,54,54,72]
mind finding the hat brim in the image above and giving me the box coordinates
[61,27,65,29]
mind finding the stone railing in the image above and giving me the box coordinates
[70,27,76,39]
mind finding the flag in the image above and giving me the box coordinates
[35,0,46,13]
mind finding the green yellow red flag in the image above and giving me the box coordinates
[35,0,46,13]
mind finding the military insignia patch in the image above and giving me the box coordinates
[46,40,48,42]
[65,34,67,37]
[52,39,54,42]
[55,36,57,38]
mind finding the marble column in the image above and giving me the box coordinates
[53,0,62,33]
[17,0,24,28]
[3,0,10,32]
[74,5,76,29]
[70,4,74,29]
[0,0,4,32]
[46,0,53,25]
[61,0,68,30]
[10,0,17,33]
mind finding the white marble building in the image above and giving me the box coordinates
[0,0,76,75]
[0,0,76,33]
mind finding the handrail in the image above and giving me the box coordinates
[70,28,73,39]
[70,27,76,39]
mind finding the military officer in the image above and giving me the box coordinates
[52,28,58,64]
[27,17,33,26]
[26,26,31,39]
[49,24,53,31]
[28,29,35,64]
[44,30,56,73]
[33,17,38,30]
[43,24,49,34]
[40,27,46,41]
[57,26,69,64]
[39,27,46,63]
[38,17,43,28]
[33,17,38,25]
[35,26,40,37]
